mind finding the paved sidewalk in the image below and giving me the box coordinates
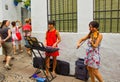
[0,47,87,82]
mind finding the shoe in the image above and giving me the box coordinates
[51,72,57,77]
[11,57,15,60]
[20,50,23,53]
[4,65,11,70]
[3,60,6,63]
[9,63,13,67]
[14,52,17,55]
[27,51,32,56]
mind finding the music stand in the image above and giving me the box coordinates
[24,36,59,82]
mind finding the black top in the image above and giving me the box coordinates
[0,26,12,42]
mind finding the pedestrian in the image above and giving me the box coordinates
[44,20,61,76]
[22,18,32,56]
[0,22,2,27]
[0,34,2,47]
[28,18,31,25]
[11,20,23,55]
[0,20,13,70]
[77,21,103,82]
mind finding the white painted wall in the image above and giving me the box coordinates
[31,0,47,33]
[0,0,30,23]
[0,0,21,22]
[0,0,3,21]
[31,0,93,33]
[77,0,93,33]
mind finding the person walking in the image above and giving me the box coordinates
[0,20,13,70]
[77,21,103,82]
[44,20,61,76]
[11,21,23,55]
[22,18,32,56]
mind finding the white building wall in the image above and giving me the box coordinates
[1,0,21,22]
[0,0,3,21]
[31,0,93,33]
[0,0,30,23]
[77,0,93,33]
[31,0,47,33]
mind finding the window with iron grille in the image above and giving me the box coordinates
[93,0,120,33]
[47,0,77,32]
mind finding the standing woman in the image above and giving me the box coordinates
[77,21,103,82]
[45,20,61,76]
[0,20,13,70]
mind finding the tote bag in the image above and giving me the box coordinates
[15,27,22,41]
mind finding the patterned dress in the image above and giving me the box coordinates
[45,29,59,56]
[84,39,101,69]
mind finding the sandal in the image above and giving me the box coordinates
[3,60,6,63]
[9,63,13,67]
[27,51,32,56]
[20,50,23,53]
[51,72,57,77]
[11,57,15,60]
[4,65,11,70]
[14,52,17,55]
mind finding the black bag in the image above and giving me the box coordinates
[33,57,45,69]
[33,57,70,76]
[44,59,70,76]
[56,60,70,76]
[75,58,89,81]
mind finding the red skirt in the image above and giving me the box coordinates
[45,51,59,56]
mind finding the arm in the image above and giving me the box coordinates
[52,30,61,47]
[3,29,11,42]
[0,36,2,47]
[77,34,89,49]
[16,20,22,29]
[30,25,32,32]
[91,33,103,48]
[44,32,47,46]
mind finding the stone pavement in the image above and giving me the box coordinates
[0,47,88,82]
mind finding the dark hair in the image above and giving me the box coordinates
[89,21,99,29]
[0,20,8,28]
[48,20,56,26]
[11,21,16,27]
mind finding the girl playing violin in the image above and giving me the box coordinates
[77,21,103,82]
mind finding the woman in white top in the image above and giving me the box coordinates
[11,21,23,55]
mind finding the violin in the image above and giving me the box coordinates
[89,31,99,47]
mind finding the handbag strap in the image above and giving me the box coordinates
[15,26,19,33]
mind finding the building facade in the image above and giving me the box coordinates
[0,0,30,24]
[31,0,93,33]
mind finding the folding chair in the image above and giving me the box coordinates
[24,36,59,82]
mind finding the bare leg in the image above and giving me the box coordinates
[5,56,11,65]
[3,56,7,62]
[13,45,16,55]
[45,55,50,76]
[93,69,103,82]
[19,44,23,52]
[52,56,57,76]
[87,66,95,82]
[4,56,11,70]
[27,48,31,56]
